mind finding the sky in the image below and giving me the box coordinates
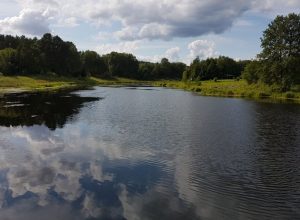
[0,0,299,64]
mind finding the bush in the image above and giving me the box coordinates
[285,92,295,99]
[227,90,234,96]
[258,92,271,98]
[242,61,261,84]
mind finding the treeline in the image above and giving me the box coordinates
[242,13,300,91]
[0,34,82,76]
[0,34,186,80]
[183,56,249,81]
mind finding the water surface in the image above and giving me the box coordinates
[0,87,299,220]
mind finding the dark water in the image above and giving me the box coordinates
[0,87,299,220]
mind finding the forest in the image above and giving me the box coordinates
[0,34,246,81]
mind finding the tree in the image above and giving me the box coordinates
[170,62,186,79]
[63,42,82,76]
[138,62,156,80]
[104,52,139,78]
[0,48,18,75]
[259,13,300,61]
[242,61,262,84]
[81,51,108,76]
[184,56,244,81]
[257,13,300,90]
[38,33,83,76]
[217,56,240,78]
[16,38,42,75]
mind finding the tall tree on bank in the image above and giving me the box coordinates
[243,13,300,90]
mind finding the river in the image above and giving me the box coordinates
[0,87,299,220]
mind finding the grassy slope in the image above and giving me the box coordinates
[0,75,299,102]
[154,80,300,102]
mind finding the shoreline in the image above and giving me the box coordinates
[153,80,300,103]
[0,75,299,103]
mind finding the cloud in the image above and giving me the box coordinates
[2,0,300,39]
[0,8,52,36]
[188,40,219,61]
[80,0,300,40]
[102,0,250,41]
[96,41,140,55]
[55,17,79,28]
[139,46,181,63]
[165,47,181,62]
[251,0,300,14]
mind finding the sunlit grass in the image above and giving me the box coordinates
[0,75,150,93]
[153,80,300,102]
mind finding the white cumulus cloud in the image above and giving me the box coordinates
[0,8,53,36]
[1,0,298,39]
[96,41,140,55]
[188,40,219,61]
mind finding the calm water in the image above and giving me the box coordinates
[0,87,299,220]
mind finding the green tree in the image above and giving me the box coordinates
[259,13,300,61]
[104,52,139,78]
[242,61,262,84]
[216,56,240,78]
[38,33,82,76]
[258,13,300,90]
[0,48,18,75]
[16,38,42,75]
[138,62,156,80]
[81,51,108,76]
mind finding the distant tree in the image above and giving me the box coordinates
[184,56,245,81]
[138,62,156,80]
[104,52,139,78]
[206,58,219,80]
[0,48,18,75]
[0,35,21,50]
[170,62,187,79]
[81,51,108,76]
[242,61,262,84]
[217,56,240,78]
[38,33,82,76]
[16,38,42,74]
[159,58,172,78]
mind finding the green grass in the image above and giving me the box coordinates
[0,75,150,93]
[0,75,299,103]
[153,80,300,102]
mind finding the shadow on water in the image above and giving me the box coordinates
[0,91,101,130]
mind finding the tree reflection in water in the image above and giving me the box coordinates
[0,91,101,130]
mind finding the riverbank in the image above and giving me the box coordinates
[0,75,299,102]
[0,75,149,94]
[153,80,300,102]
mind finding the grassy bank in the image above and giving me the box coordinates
[0,75,299,102]
[153,80,300,102]
[0,75,149,93]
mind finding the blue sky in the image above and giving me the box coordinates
[0,0,299,63]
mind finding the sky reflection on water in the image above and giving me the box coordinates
[0,87,299,220]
